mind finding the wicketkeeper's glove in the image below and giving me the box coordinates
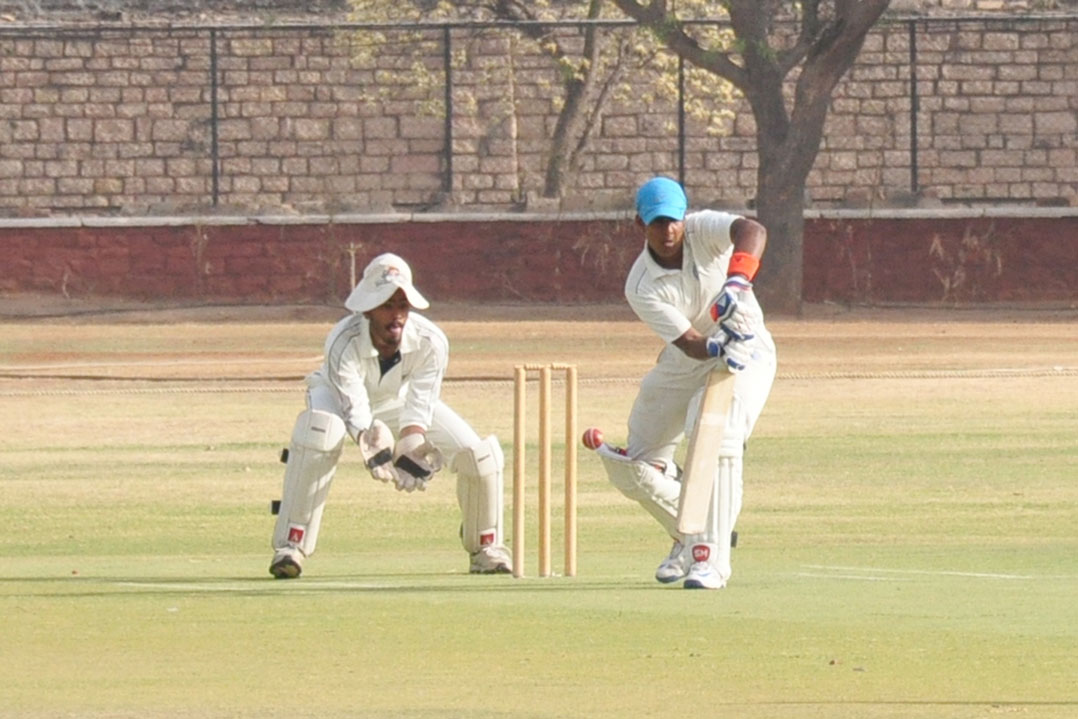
[392,433,445,493]
[358,419,398,484]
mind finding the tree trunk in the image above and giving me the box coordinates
[544,76,589,198]
[746,9,874,316]
[746,79,816,317]
[754,168,806,316]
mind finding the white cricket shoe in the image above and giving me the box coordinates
[682,543,727,589]
[269,549,303,579]
[683,561,726,590]
[469,545,512,574]
[654,540,690,584]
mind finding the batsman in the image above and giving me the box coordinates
[594,177,777,589]
[269,252,512,578]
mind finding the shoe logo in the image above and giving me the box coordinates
[479,531,495,546]
[287,525,305,545]
[692,545,710,562]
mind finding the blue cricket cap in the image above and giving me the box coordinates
[635,177,688,225]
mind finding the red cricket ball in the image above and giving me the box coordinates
[582,427,604,450]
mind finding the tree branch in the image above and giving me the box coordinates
[611,0,748,91]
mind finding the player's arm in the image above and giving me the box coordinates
[392,333,448,492]
[399,328,447,433]
[691,211,766,276]
[327,342,401,483]
[674,215,766,364]
[704,217,767,371]
[728,217,766,277]
[325,338,375,441]
[627,268,748,369]
[672,328,711,361]
[627,290,735,364]
[668,327,749,370]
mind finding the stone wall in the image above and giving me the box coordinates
[0,15,1075,216]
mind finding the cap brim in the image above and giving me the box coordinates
[639,203,686,225]
[401,284,429,310]
[344,277,429,313]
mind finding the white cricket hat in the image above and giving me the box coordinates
[344,252,430,313]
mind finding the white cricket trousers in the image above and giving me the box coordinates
[625,338,777,467]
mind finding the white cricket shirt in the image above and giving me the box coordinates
[624,209,742,345]
[309,312,448,440]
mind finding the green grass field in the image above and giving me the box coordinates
[1,302,1076,718]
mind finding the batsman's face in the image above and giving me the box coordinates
[365,289,411,357]
[640,215,685,269]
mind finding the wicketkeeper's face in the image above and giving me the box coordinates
[365,289,411,354]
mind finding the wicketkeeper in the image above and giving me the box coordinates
[596,177,777,589]
[269,252,512,578]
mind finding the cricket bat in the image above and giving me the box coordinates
[676,368,735,535]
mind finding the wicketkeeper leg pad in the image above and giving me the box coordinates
[271,409,347,558]
[452,435,505,554]
[598,444,681,537]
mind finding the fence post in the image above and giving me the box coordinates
[442,25,454,194]
[210,27,221,207]
[908,19,919,195]
[678,54,686,185]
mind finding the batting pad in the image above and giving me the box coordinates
[682,454,742,583]
[453,435,505,553]
[683,393,745,579]
[271,409,347,557]
[597,444,681,537]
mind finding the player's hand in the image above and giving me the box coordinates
[720,339,752,372]
[392,433,445,493]
[706,332,752,373]
[710,276,759,342]
[358,419,398,483]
